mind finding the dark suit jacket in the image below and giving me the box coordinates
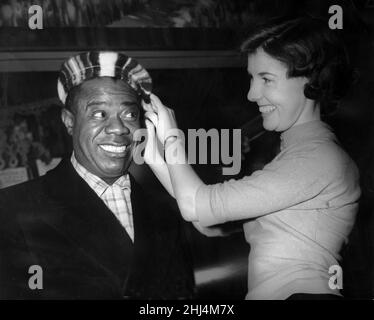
[0,159,195,299]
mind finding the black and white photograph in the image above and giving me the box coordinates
[0,0,373,309]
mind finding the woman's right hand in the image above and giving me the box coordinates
[142,107,162,166]
[149,94,180,146]
[142,108,176,198]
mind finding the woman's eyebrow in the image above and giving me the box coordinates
[246,71,277,77]
[258,72,277,77]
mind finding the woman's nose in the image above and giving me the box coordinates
[247,82,261,102]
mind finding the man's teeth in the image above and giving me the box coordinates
[100,145,127,153]
[259,106,276,113]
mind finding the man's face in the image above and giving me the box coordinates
[62,77,141,184]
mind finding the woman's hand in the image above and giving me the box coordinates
[142,106,163,166]
[144,95,209,230]
[149,94,180,145]
[141,101,175,197]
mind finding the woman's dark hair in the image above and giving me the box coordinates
[241,17,354,115]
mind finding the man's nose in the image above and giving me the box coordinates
[105,116,130,135]
[247,82,262,102]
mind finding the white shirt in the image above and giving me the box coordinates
[71,153,134,241]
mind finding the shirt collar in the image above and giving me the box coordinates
[280,120,336,151]
[70,153,131,197]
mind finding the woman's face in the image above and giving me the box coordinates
[247,48,319,132]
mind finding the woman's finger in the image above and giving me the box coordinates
[168,108,176,120]
[144,111,158,127]
[144,119,158,151]
[150,93,163,106]
[150,94,168,113]
[152,94,174,112]
[144,119,155,136]
[141,100,153,113]
[144,119,157,163]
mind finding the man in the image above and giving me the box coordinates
[0,51,195,299]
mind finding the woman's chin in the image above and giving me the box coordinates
[262,120,277,132]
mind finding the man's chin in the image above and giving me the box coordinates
[99,168,130,184]
[102,160,132,176]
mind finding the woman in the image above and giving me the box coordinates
[143,17,361,299]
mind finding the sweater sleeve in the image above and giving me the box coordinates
[195,145,341,227]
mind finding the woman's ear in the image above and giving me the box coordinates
[61,108,75,136]
[304,82,320,100]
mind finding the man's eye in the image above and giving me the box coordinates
[92,111,106,119]
[123,112,138,119]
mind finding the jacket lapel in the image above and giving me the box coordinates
[125,175,180,297]
[39,159,134,284]
[129,175,150,247]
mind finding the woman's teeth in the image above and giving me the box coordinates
[100,145,127,153]
[259,106,276,113]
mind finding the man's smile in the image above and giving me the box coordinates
[99,144,129,156]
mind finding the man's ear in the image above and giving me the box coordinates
[61,108,75,136]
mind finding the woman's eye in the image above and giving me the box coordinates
[263,78,272,84]
[92,110,106,119]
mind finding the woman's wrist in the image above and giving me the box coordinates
[164,137,186,164]
[164,135,179,148]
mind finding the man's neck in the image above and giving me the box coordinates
[101,176,121,185]
[71,152,125,186]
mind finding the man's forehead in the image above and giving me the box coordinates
[79,77,139,100]
[81,77,132,90]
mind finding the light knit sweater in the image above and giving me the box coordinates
[195,120,361,299]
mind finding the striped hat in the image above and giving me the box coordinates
[57,51,152,105]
